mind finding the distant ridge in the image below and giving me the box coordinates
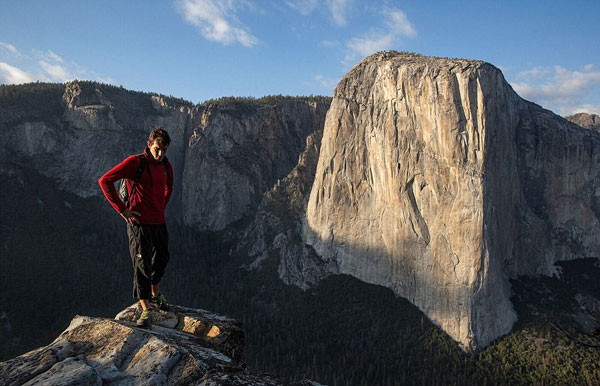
[566,112,600,132]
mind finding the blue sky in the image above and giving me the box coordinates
[0,0,599,116]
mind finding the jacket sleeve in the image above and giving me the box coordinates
[98,155,139,214]
[165,161,174,206]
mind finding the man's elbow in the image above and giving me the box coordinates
[98,176,112,191]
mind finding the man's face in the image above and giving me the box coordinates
[148,140,168,162]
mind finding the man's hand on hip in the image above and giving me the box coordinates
[121,210,141,225]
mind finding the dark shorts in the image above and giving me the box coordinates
[126,223,170,299]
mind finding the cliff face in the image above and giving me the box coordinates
[2,82,194,204]
[242,129,334,288]
[0,82,331,364]
[182,100,329,230]
[3,63,599,356]
[512,106,600,276]
[301,52,600,349]
[1,82,330,231]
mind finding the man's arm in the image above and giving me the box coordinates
[98,155,139,215]
[165,162,174,206]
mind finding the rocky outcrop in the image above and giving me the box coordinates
[566,112,600,132]
[301,52,600,350]
[0,304,320,385]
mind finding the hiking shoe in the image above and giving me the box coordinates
[151,293,169,311]
[136,310,151,327]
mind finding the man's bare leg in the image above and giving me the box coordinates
[151,284,159,297]
[136,298,152,327]
[139,299,150,311]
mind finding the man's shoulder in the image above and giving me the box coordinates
[124,154,145,164]
[114,154,144,173]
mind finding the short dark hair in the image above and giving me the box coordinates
[149,126,171,147]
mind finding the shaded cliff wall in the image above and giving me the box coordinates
[241,129,334,289]
[513,105,600,276]
[182,100,329,230]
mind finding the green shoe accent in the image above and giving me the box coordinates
[137,310,151,327]
[151,293,169,311]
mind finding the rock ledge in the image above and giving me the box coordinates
[0,304,322,386]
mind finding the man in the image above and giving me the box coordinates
[98,127,174,327]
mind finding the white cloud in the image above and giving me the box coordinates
[327,0,350,26]
[314,74,338,89]
[39,61,72,82]
[45,50,64,63]
[513,66,600,100]
[0,47,111,86]
[303,74,339,92]
[510,64,600,116]
[0,41,18,54]
[571,104,600,115]
[287,0,350,26]
[319,40,339,47]
[385,9,416,37]
[516,66,552,79]
[175,0,258,47]
[286,0,317,16]
[95,75,116,84]
[346,33,395,58]
[584,64,594,71]
[0,62,40,84]
[343,8,416,66]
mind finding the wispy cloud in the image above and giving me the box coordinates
[0,43,111,85]
[343,8,416,66]
[515,66,551,79]
[346,34,395,58]
[39,61,72,82]
[303,74,338,93]
[315,74,338,89]
[175,0,258,47]
[0,41,19,55]
[45,50,64,63]
[571,104,600,115]
[287,0,350,26]
[385,9,416,37]
[328,0,350,26]
[0,62,40,84]
[319,40,339,47]
[510,64,600,115]
[286,0,317,16]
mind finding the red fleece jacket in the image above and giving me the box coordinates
[98,149,174,224]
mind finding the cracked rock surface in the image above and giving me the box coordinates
[0,304,317,385]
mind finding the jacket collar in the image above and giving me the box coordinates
[143,147,163,164]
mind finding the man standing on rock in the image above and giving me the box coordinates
[98,127,174,327]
